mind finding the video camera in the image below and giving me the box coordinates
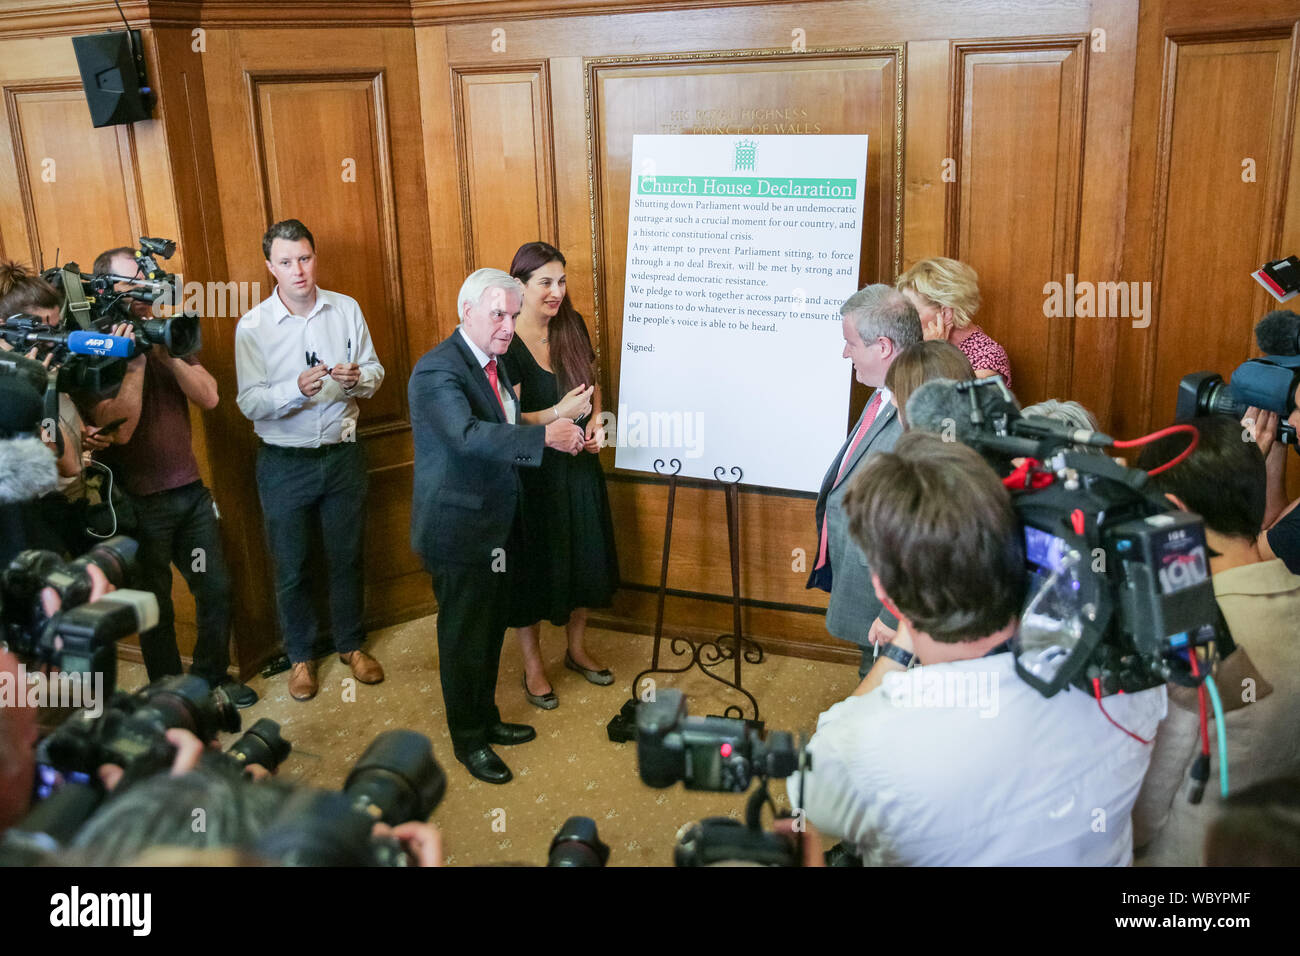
[41,236,201,358]
[905,376,1224,699]
[1177,309,1300,450]
[637,688,806,866]
[0,314,129,397]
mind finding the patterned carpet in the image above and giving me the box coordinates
[117,617,857,867]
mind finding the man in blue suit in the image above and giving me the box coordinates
[409,268,585,784]
[807,285,922,677]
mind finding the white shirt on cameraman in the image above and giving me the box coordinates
[234,288,383,448]
[787,652,1167,866]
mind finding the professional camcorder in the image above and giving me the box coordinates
[906,375,1225,699]
[0,315,129,397]
[1177,309,1300,450]
[637,688,806,866]
[42,236,201,358]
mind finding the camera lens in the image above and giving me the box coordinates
[81,536,137,588]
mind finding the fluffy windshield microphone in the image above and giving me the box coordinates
[905,377,988,443]
[1255,310,1300,356]
[0,436,58,504]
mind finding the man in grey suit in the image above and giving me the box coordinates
[806,285,922,676]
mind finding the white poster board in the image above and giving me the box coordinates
[614,134,869,492]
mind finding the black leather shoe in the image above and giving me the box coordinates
[216,679,259,709]
[456,746,512,784]
[486,721,536,746]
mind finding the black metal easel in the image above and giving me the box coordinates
[629,458,765,722]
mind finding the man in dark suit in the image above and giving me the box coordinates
[409,268,585,784]
[807,284,922,677]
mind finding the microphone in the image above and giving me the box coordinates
[0,436,58,504]
[66,331,135,358]
[905,377,990,444]
[906,378,1113,459]
[1013,415,1115,449]
[1255,310,1300,356]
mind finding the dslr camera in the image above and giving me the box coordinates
[637,688,807,866]
[1,535,155,689]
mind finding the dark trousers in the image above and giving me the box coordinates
[255,441,368,663]
[134,480,233,686]
[430,560,512,754]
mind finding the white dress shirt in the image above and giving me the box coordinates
[458,326,515,424]
[234,287,384,447]
[788,653,1167,865]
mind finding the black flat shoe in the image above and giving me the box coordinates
[487,721,536,746]
[456,746,512,785]
[564,651,614,686]
[523,673,558,710]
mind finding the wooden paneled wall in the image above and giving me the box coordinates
[4,0,1300,678]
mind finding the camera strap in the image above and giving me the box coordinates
[41,372,62,458]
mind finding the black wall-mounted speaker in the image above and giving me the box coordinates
[71,30,152,127]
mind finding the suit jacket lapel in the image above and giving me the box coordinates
[451,332,507,424]
[832,399,896,490]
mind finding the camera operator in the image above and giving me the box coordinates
[1130,416,1300,865]
[0,262,111,554]
[788,432,1166,865]
[86,247,254,707]
[1242,395,1300,574]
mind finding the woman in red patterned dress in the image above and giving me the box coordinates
[896,257,1012,387]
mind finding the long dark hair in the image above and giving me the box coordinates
[509,242,595,395]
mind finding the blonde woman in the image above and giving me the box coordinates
[896,258,1011,385]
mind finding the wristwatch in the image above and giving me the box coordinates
[878,642,915,669]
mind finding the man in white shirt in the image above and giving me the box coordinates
[788,432,1166,865]
[235,219,385,701]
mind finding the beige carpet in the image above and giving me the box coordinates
[117,617,857,866]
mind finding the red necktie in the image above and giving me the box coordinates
[815,390,884,570]
[485,358,507,417]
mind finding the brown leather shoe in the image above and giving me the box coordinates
[288,661,318,701]
[340,649,384,684]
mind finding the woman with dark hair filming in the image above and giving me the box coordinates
[503,242,620,709]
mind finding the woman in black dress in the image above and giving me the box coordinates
[503,241,620,708]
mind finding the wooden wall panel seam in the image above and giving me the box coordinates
[1270,23,1300,277]
[539,60,559,248]
[117,124,148,240]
